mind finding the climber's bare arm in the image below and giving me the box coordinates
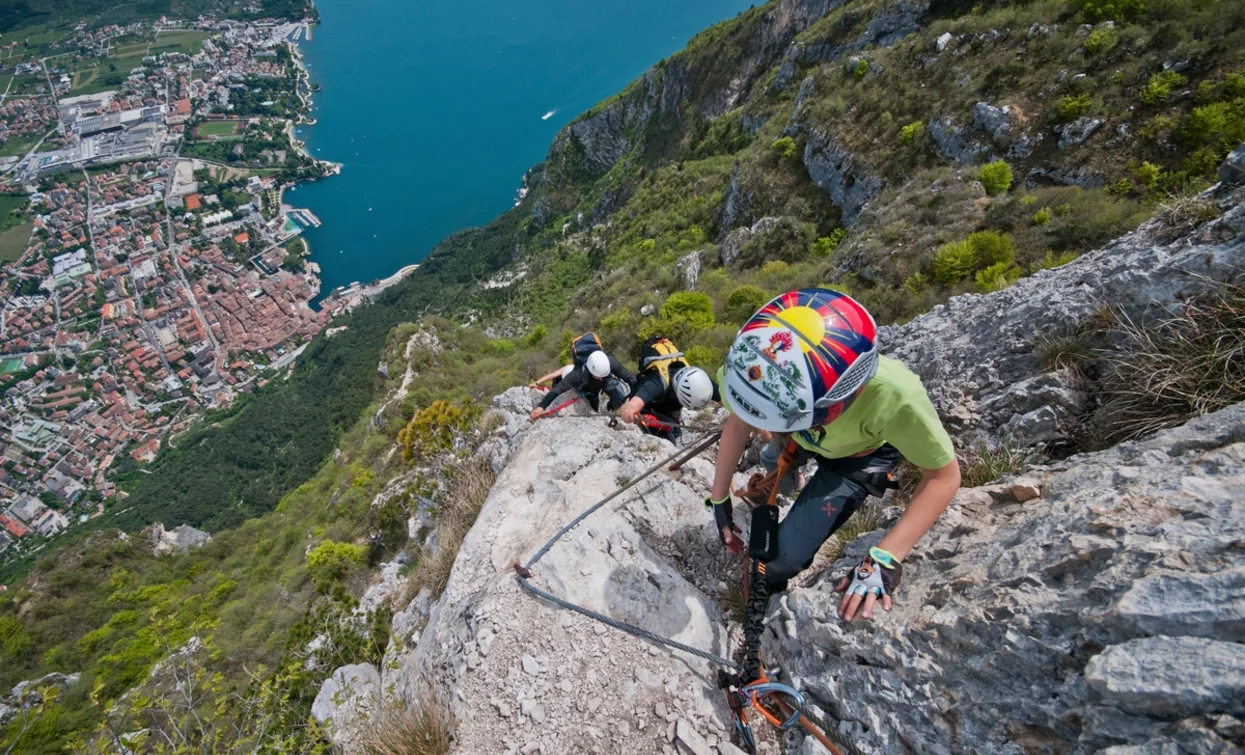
[710,414,753,501]
[532,367,567,386]
[878,458,960,561]
[838,458,961,622]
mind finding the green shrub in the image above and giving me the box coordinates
[307,540,367,583]
[521,325,548,347]
[810,227,847,257]
[760,260,790,276]
[766,137,796,160]
[975,262,1022,292]
[932,230,1016,284]
[932,240,978,284]
[1075,0,1147,22]
[660,291,716,332]
[1084,27,1118,55]
[980,160,1014,196]
[684,344,722,373]
[723,285,770,322]
[1133,161,1161,190]
[488,338,516,356]
[1035,250,1081,270]
[770,136,797,159]
[903,272,929,294]
[968,229,1016,267]
[898,120,924,145]
[854,58,869,80]
[1057,93,1092,122]
[1139,70,1186,105]
[1181,100,1245,147]
[1032,208,1053,226]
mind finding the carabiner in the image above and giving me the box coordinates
[745,680,804,729]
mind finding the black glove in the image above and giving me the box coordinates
[704,495,736,545]
[843,547,903,598]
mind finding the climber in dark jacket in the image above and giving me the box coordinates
[618,337,719,443]
[530,349,635,420]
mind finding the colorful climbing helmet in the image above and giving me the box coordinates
[721,288,878,432]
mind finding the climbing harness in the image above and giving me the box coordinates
[513,434,864,755]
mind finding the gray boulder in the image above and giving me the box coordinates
[1219,143,1245,186]
[675,249,702,289]
[929,117,993,165]
[1058,116,1104,149]
[1085,637,1245,720]
[311,663,382,752]
[973,101,1013,145]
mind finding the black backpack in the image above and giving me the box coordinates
[570,332,604,369]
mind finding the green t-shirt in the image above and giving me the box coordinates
[717,356,955,469]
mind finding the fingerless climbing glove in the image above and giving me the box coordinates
[844,546,903,598]
[705,495,734,543]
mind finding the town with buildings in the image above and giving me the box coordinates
[0,16,337,564]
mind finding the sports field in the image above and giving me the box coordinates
[196,121,242,138]
[150,30,209,56]
[0,222,33,263]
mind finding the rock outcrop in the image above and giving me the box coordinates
[881,178,1245,450]
[802,131,883,226]
[768,402,1245,753]
[142,523,211,555]
[380,398,753,755]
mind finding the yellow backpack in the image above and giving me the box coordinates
[639,336,686,390]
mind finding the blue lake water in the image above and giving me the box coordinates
[294,0,755,299]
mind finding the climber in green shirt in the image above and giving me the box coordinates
[707,288,961,623]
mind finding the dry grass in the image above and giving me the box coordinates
[358,693,454,755]
[960,442,1047,488]
[406,455,497,598]
[1086,281,1245,446]
[1152,195,1221,243]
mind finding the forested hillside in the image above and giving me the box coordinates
[3,0,1243,749]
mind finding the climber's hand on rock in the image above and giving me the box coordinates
[721,525,745,555]
[529,407,545,422]
[836,549,902,622]
[706,496,744,555]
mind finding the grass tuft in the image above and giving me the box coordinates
[359,693,454,755]
[1086,282,1245,445]
[961,442,1047,487]
[406,455,496,598]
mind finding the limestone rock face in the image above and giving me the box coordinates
[311,663,382,753]
[880,180,1245,450]
[383,412,743,755]
[767,403,1245,754]
[802,130,883,225]
[143,523,211,555]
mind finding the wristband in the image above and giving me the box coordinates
[868,546,898,568]
[705,495,730,508]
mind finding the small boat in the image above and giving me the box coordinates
[542,110,556,120]
[368,207,372,211]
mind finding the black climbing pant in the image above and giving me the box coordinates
[758,439,902,591]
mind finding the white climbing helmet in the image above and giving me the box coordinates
[585,350,611,379]
[674,366,714,410]
[560,364,574,379]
